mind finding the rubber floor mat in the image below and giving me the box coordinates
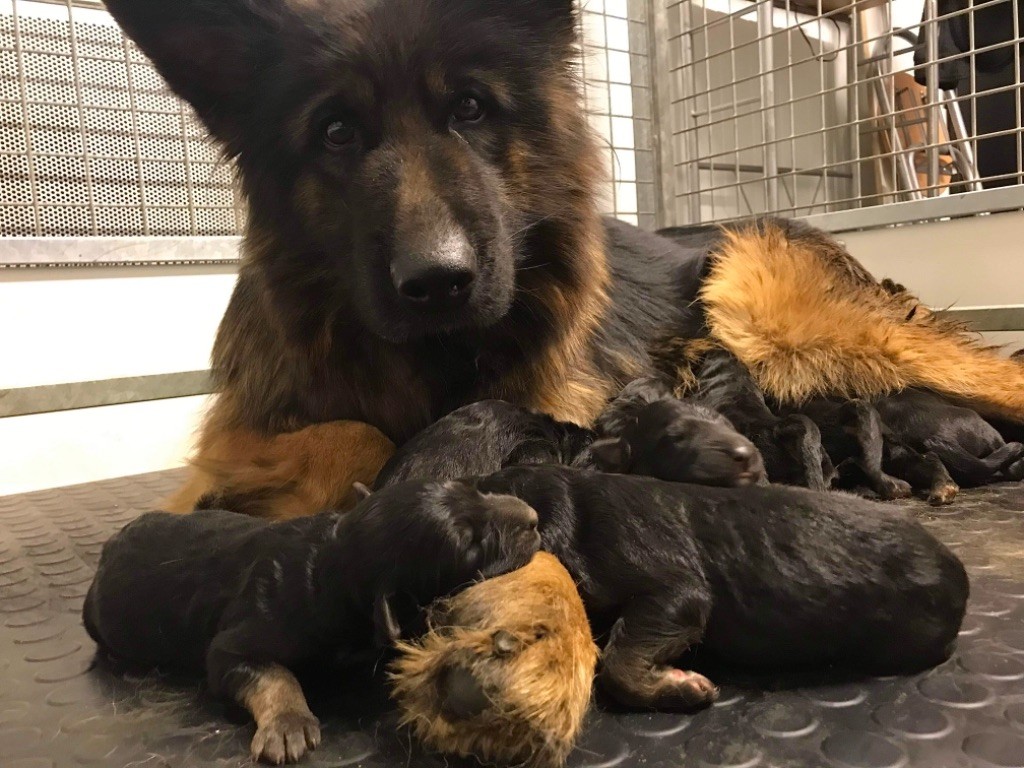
[2,470,1024,768]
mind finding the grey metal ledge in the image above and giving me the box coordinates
[0,237,242,268]
[0,371,214,418]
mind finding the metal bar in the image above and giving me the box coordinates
[799,186,1024,232]
[756,1,780,212]
[0,371,214,419]
[649,0,675,227]
[924,0,940,197]
[937,307,1024,333]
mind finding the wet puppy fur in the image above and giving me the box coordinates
[874,389,1024,486]
[374,379,765,491]
[694,349,836,490]
[430,466,969,713]
[83,481,540,764]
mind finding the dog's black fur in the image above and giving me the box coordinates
[776,398,912,500]
[83,481,539,759]
[375,381,765,490]
[695,349,835,489]
[455,466,968,709]
[875,389,1024,486]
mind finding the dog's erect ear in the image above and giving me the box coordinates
[590,437,631,473]
[373,592,403,647]
[103,0,286,144]
[501,0,578,42]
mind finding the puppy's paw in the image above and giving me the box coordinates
[877,476,913,501]
[927,482,959,506]
[251,711,321,765]
[654,668,719,709]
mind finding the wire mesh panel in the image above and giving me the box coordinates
[660,0,1024,228]
[0,0,655,245]
[0,0,245,237]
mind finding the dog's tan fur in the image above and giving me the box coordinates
[391,553,597,768]
[700,222,1024,421]
[165,402,395,517]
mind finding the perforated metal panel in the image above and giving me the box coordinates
[0,0,655,242]
[0,0,242,238]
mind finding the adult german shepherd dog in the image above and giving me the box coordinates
[105,0,1023,763]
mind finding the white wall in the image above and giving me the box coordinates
[0,265,236,495]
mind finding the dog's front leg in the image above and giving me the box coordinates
[599,591,717,710]
[207,631,320,765]
[166,419,396,519]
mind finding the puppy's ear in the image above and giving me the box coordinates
[373,592,402,648]
[590,437,632,473]
[774,416,809,441]
[352,483,373,501]
[104,0,288,146]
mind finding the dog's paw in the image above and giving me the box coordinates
[927,482,959,506]
[251,710,321,765]
[654,668,719,709]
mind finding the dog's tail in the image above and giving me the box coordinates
[700,221,1024,423]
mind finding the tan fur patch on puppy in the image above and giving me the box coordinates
[702,222,1024,422]
[391,553,597,768]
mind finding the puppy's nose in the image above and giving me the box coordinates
[390,229,476,311]
[731,444,754,467]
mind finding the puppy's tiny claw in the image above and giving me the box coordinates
[493,630,520,656]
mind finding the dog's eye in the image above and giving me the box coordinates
[323,119,359,149]
[451,95,485,125]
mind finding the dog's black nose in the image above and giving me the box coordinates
[391,230,476,311]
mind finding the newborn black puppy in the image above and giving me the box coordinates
[375,383,764,491]
[777,397,912,500]
[695,348,836,489]
[373,400,595,489]
[452,467,968,711]
[875,389,1024,485]
[594,377,765,486]
[84,481,540,765]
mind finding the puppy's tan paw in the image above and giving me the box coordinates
[654,668,719,709]
[928,482,959,506]
[878,476,913,500]
[250,711,321,765]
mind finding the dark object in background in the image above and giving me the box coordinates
[776,397,912,500]
[83,482,540,764]
[875,389,1024,486]
[695,349,835,490]
[914,0,1022,188]
[461,465,968,710]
